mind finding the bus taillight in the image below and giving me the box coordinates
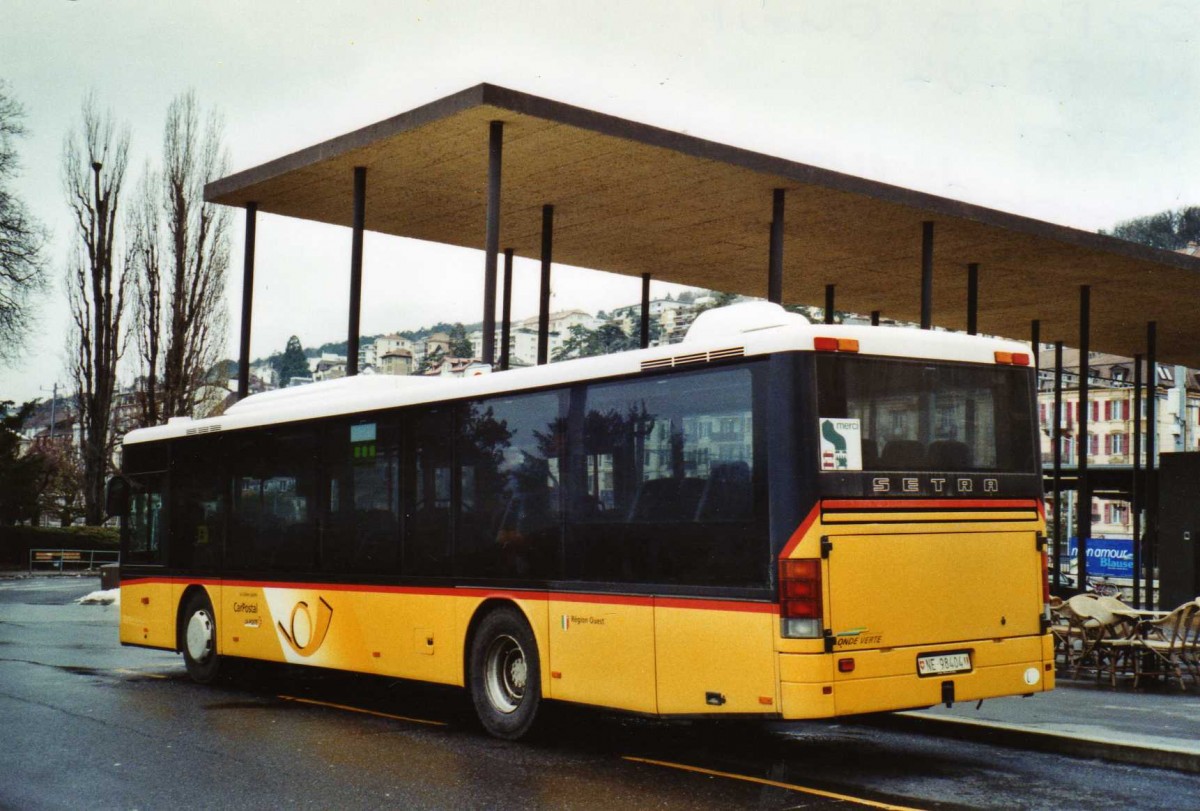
[780,559,823,638]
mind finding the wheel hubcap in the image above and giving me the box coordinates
[483,634,526,714]
[186,610,214,662]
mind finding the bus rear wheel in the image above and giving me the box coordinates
[468,607,541,740]
[181,591,221,683]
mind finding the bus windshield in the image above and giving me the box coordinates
[814,355,1037,474]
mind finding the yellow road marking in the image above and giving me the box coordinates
[277,695,446,727]
[623,756,924,810]
[115,668,169,679]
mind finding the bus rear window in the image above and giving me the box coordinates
[814,355,1036,474]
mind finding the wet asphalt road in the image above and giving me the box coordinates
[2,576,1199,810]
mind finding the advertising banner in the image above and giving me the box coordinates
[1065,537,1134,578]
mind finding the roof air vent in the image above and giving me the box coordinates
[640,347,744,371]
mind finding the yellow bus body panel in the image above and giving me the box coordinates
[655,603,777,714]
[219,584,282,661]
[547,598,657,713]
[119,580,177,650]
[826,530,1042,649]
[217,584,484,686]
[777,505,1054,719]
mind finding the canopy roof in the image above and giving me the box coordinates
[206,84,1200,367]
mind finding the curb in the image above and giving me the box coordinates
[864,713,1200,775]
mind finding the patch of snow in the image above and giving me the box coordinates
[78,588,120,606]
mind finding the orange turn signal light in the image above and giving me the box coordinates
[995,351,1031,366]
[814,337,859,353]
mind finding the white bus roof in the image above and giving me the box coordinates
[124,303,1029,445]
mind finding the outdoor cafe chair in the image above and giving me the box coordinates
[1105,601,1200,690]
[1064,594,1131,681]
[1049,599,1077,670]
[1068,596,1143,686]
[1182,599,1200,687]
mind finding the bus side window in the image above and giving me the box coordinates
[229,429,318,573]
[563,365,766,587]
[171,435,225,571]
[322,418,400,574]
[456,392,564,580]
[125,473,166,565]
[404,408,454,577]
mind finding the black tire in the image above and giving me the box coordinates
[180,590,221,684]
[468,607,542,740]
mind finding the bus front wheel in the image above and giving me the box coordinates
[181,591,221,683]
[468,607,541,740]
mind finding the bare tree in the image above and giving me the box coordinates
[0,81,48,365]
[63,94,130,525]
[129,165,163,425]
[131,91,230,423]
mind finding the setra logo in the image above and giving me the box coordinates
[277,596,334,657]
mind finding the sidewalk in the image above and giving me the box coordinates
[869,678,1200,773]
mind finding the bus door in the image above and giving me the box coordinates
[117,465,175,649]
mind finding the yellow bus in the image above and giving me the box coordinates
[111,302,1053,739]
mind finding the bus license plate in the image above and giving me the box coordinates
[917,652,971,676]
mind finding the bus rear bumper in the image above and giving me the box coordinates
[778,634,1055,719]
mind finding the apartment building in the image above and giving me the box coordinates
[1037,348,1200,542]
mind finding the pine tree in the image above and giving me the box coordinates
[448,323,474,358]
[272,336,309,386]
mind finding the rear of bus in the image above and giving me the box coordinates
[775,332,1053,717]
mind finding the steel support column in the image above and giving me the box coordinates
[824,284,835,325]
[347,167,366,377]
[237,202,257,400]
[482,121,503,365]
[967,263,979,335]
[1133,353,1143,607]
[1076,285,1091,585]
[640,273,651,348]
[538,204,554,365]
[1145,320,1158,607]
[1031,320,1040,377]
[921,222,934,329]
[1052,341,1063,590]
[768,189,784,304]
[500,248,513,371]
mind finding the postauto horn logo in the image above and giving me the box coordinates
[277,597,334,657]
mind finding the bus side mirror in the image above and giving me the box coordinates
[105,476,131,518]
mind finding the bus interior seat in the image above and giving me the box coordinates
[627,477,706,523]
[880,439,926,469]
[861,438,879,468]
[927,439,971,470]
[696,462,752,521]
[354,508,398,568]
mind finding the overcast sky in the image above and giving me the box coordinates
[2,1,1198,404]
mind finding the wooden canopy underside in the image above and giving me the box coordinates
[206,84,1200,367]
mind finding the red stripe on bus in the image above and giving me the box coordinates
[553,592,653,607]
[655,597,776,613]
[820,498,1039,511]
[778,503,822,560]
[117,576,771,613]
